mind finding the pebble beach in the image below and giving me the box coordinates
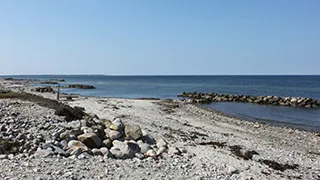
[0,78,319,180]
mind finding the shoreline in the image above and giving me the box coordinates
[34,83,320,133]
[0,78,320,179]
[1,77,319,133]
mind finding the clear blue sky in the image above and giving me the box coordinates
[0,0,319,75]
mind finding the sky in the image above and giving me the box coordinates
[0,0,319,75]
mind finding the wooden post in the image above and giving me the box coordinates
[57,83,60,100]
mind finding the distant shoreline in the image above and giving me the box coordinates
[1,74,320,77]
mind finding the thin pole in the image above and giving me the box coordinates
[57,83,60,100]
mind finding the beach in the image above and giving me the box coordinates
[0,78,319,180]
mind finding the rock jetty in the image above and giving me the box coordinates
[178,92,320,108]
[39,81,59,84]
[49,79,65,82]
[63,84,96,89]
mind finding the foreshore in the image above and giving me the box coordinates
[0,78,319,179]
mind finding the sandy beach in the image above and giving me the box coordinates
[0,78,319,180]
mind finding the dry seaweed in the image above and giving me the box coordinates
[198,141,226,148]
[259,159,299,171]
[229,145,259,160]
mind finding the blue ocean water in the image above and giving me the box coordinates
[2,75,320,131]
[4,75,320,99]
[203,102,320,132]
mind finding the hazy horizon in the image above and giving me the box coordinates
[1,1,319,75]
[1,74,319,76]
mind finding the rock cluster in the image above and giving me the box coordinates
[32,87,55,93]
[49,79,65,82]
[0,101,184,160]
[178,92,320,108]
[63,84,96,89]
[39,81,59,85]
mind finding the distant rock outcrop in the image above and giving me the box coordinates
[39,81,59,84]
[32,87,55,93]
[63,84,96,89]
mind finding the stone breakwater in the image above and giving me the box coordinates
[63,84,96,89]
[178,92,320,108]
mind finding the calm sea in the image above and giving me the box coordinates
[2,75,320,131]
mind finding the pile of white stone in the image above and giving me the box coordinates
[34,116,186,159]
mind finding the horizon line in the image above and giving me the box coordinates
[0,74,319,76]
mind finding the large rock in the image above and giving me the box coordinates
[51,145,67,156]
[91,148,102,156]
[99,147,110,156]
[62,121,81,130]
[67,140,89,152]
[81,127,94,133]
[126,141,141,154]
[156,138,168,148]
[109,140,139,159]
[55,105,86,121]
[77,133,101,148]
[108,130,122,140]
[92,125,106,140]
[78,152,93,159]
[110,118,124,131]
[124,125,143,140]
[69,147,83,157]
[34,149,54,157]
[109,147,126,159]
[102,139,112,149]
[140,134,156,145]
[104,120,113,129]
[137,141,151,154]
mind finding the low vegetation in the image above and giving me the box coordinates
[0,91,86,121]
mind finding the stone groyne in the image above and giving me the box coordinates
[178,92,320,108]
